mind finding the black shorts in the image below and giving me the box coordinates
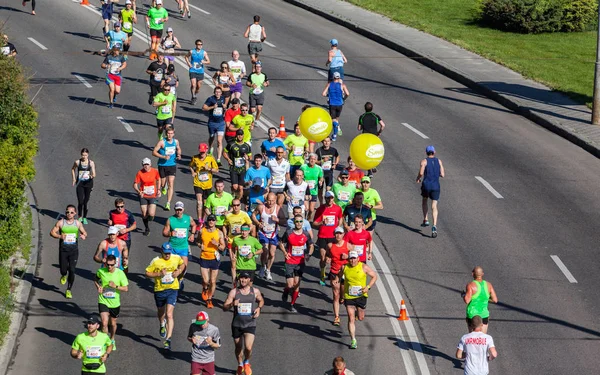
[316,237,335,250]
[323,173,334,188]
[150,28,163,39]
[139,196,158,206]
[328,270,343,281]
[189,72,204,81]
[230,169,246,186]
[309,194,318,203]
[194,186,212,199]
[232,325,256,339]
[156,117,173,128]
[421,187,440,201]
[345,296,367,309]
[222,90,231,99]
[158,165,177,178]
[249,93,265,108]
[329,105,343,119]
[367,219,376,232]
[466,316,489,326]
[284,262,305,278]
[98,303,121,318]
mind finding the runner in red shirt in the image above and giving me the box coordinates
[278,215,314,313]
[224,98,241,144]
[133,158,162,236]
[327,227,348,326]
[107,198,137,252]
[313,191,343,286]
[344,215,372,262]
[345,157,365,189]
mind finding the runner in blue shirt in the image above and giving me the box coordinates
[244,154,271,189]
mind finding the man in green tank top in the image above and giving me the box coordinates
[162,201,196,289]
[463,266,498,333]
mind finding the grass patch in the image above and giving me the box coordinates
[0,267,14,346]
[346,0,595,106]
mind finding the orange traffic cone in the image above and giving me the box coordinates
[278,116,287,138]
[81,0,90,6]
[397,299,409,321]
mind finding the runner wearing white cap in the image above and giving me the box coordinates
[133,158,162,236]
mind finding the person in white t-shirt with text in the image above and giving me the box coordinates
[456,315,498,375]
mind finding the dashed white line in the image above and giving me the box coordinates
[475,176,504,199]
[316,70,328,78]
[188,4,210,15]
[73,74,93,88]
[401,122,429,139]
[27,37,48,50]
[550,255,578,283]
[117,116,134,132]
[264,41,276,48]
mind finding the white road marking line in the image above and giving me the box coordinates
[117,116,134,132]
[401,122,429,139]
[475,176,504,199]
[372,245,431,375]
[316,70,328,78]
[550,255,578,283]
[188,4,210,15]
[264,41,276,48]
[28,38,48,50]
[73,74,93,88]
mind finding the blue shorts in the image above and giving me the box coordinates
[199,258,221,270]
[421,187,440,201]
[259,232,279,247]
[154,289,178,307]
[208,121,225,137]
[172,246,190,258]
[367,219,377,232]
[102,8,113,21]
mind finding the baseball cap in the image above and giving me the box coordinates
[194,311,209,325]
[325,191,335,198]
[239,271,251,279]
[87,315,101,324]
[156,0,163,4]
[142,157,151,165]
[255,61,262,67]
[236,129,245,136]
[329,38,338,45]
[107,226,119,235]
[114,21,121,27]
[361,176,371,183]
[241,224,251,231]
[162,242,173,254]
[252,177,262,187]
[333,72,341,79]
[348,251,359,259]
[167,27,173,32]
[340,169,349,176]
[206,214,217,221]
[426,145,436,154]
[125,0,132,4]
[334,227,344,234]
[198,143,209,152]
[174,201,184,210]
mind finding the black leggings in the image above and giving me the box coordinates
[149,84,160,104]
[24,0,36,10]
[59,248,79,290]
[76,184,92,218]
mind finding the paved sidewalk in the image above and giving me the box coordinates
[285,0,600,158]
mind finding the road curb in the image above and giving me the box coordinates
[0,183,41,375]
[284,0,600,159]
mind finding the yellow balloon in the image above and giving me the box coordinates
[349,134,385,170]
[298,107,333,142]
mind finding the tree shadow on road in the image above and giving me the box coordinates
[111,138,153,152]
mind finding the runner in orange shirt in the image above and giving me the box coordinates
[133,158,162,236]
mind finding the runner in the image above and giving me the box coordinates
[189,143,219,222]
[223,272,264,375]
[279,215,314,312]
[146,0,169,59]
[145,242,185,350]
[261,127,286,161]
[344,215,372,263]
[152,127,181,211]
[327,227,348,326]
[316,138,340,204]
[152,85,176,138]
[93,226,129,272]
[133,158,162,236]
[224,130,251,200]
[463,266,498,334]
[247,178,268,216]
[301,153,324,220]
[284,124,309,177]
[357,102,386,175]
[71,148,96,225]
[416,145,445,238]
[244,154,271,191]
[100,0,119,34]
[456,316,498,374]
[94,254,128,350]
[225,98,242,145]
[228,50,247,101]
[146,54,168,106]
[343,250,377,349]
[163,201,197,290]
[198,214,225,309]
[325,357,356,375]
[185,39,210,105]
[70,315,113,374]
[244,15,267,72]
[345,157,365,188]
[0,35,17,57]
[286,206,312,239]
[322,73,350,140]
[358,176,383,233]
[231,225,262,285]
[231,103,255,147]
[213,61,235,108]
[162,64,179,122]
[313,191,343,286]
[104,22,127,51]
[252,193,281,280]
[202,87,226,164]
[284,169,310,219]
[101,46,127,108]
[342,192,372,231]
[21,0,36,15]
[332,170,356,212]
[161,27,181,67]
[266,146,290,206]
[119,1,137,52]
[223,199,253,251]
[107,198,136,254]
[326,38,347,81]
[204,179,234,229]
[246,62,269,121]
[188,312,221,375]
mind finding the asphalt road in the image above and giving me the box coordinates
[4,0,600,374]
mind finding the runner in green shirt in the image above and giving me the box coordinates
[145,0,169,57]
[332,170,356,210]
[71,315,113,374]
[284,124,309,174]
[119,1,137,52]
[95,254,128,350]
[153,87,176,137]
[204,179,234,227]
[359,176,383,231]
[231,225,263,285]
[231,111,255,145]
[301,154,324,220]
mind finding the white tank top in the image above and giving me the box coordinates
[248,24,262,42]
[260,205,278,238]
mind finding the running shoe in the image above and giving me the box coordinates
[432,226,438,238]
[350,339,357,349]
[338,127,343,136]
[258,267,266,279]
[331,135,337,142]
[244,362,253,375]
[187,11,191,18]
[266,269,272,281]
[289,304,297,313]
[163,339,171,350]
[108,104,113,109]
[65,290,72,299]
[281,290,289,302]
[111,339,116,351]
[201,288,209,301]
[179,8,184,15]
[113,95,118,103]
[191,97,197,105]
[164,202,171,211]
[319,279,326,286]
[78,217,83,223]
[206,299,214,309]
[333,316,340,326]
[143,228,150,236]
[421,220,430,227]
[159,319,167,338]
[161,187,168,195]
[236,366,244,375]
[217,159,222,167]
[82,218,88,225]
[60,275,67,285]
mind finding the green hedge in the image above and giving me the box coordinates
[478,0,598,33]
[0,52,39,261]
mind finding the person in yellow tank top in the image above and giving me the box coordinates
[198,214,225,309]
[343,250,377,350]
[189,143,219,221]
[223,198,254,247]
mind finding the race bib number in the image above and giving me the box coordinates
[154,72,163,81]
[232,224,242,235]
[198,172,209,182]
[78,171,90,181]
[165,146,176,155]
[307,180,316,190]
[322,160,332,171]
[338,190,350,202]
[161,272,174,284]
[293,146,304,157]
[193,62,202,69]
[349,286,363,297]
[114,224,126,231]
[216,206,227,216]
[291,246,304,257]
[161,105,172,115]
[272,175,285,187]
[324,215,336,226]
[253,87,263,95]
[349,181,357,188]
[86,346,102,359]
[239,245,251,256]
[291,198,300,206]
[153,17,162,25]
[237,303,252,316]
[354,245,364,256]
[64,234,77,244]
[109,62,121,74]
[174,228,187,238]
[263,223,275,233]
[123,22,132,30]
[143,185,155,195]
[213,107,223,116]
[102,287,116,299]
[1,47,9,56]
[234,158,245,168]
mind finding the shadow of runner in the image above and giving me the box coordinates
[376,215,429,237]
[271,319,344,345]
[387,337,464,369]
[35,327,76,346]
[37,299,89,318]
